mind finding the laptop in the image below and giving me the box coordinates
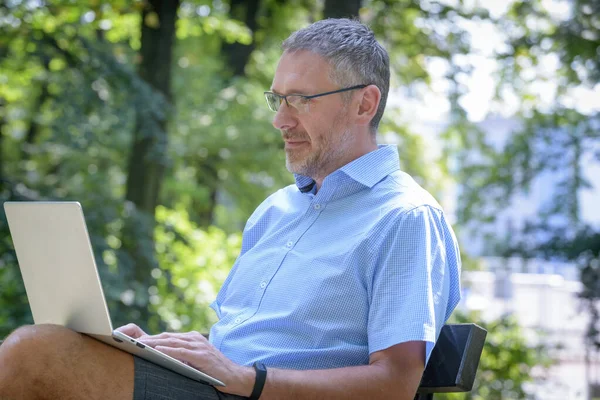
[3,201,225,387]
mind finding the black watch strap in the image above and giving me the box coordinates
[250,362,267,400]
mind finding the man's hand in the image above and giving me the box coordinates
[138,331,255,397]
[115,323,147,339]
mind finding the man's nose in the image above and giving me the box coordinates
[272,104,298,131]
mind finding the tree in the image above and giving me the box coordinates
[451,0,600,357]
[0,2,559,397]
[324,0,362,18]
[121,0,181,328]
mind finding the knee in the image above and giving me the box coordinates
[0,325,75,396]
[4,323,72,347]
[0,324,76,371]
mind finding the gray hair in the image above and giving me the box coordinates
[282,18,390,134]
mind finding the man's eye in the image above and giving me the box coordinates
[289,96,309,105]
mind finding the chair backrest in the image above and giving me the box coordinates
[417,323,487,394]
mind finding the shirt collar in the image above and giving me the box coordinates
[293,144,400,191]
[294,174,316,193]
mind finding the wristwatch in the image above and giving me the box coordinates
[250,362,267,400]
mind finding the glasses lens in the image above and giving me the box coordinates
[286,95,309,114]
[264,92,281,112]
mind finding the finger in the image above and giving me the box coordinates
[136,331,173,342]
[148,331,204,342]
[115,323,147,339]
[142,337,194,350]
[156,346,198,366]
[142,331,205,344]
[183,331,208,342]
[138,332,186,344]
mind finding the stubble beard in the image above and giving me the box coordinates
[284,111,352,180]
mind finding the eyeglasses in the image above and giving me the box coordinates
[264,84,368,114]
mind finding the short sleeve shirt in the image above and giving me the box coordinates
[209,145,462,369]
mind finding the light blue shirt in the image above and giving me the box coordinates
[209,145,461,369]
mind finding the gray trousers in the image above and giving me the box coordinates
[133,356,248,400]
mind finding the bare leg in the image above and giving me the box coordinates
[0,324,134,400]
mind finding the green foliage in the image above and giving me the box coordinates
[454,0,599,235]
[0,210,32,338]
[149,206,241,334]
[0,1,566,397]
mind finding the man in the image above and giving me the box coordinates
[0,18,461,400]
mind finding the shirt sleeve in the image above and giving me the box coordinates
[367,205,462,364]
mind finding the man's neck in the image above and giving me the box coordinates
[313,142,378,192]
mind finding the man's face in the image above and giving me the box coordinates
[270,50,357,180]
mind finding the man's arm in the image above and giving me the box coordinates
[134,327,425,400]
[259,340,425,400]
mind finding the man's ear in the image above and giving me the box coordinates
[355,85,381,127]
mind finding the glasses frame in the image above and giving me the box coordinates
[264,84,369,113]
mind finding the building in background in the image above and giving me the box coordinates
[461,258,595,399]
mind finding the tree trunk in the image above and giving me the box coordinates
[0,97,5,193]
[22,57,50,160]
[126,0,179,212]
[122,0,180,328]
[193,155,220,227]
[222,0,260,78]
[195,0,261,227]
[323,0,361,18]
[0,34,9,194]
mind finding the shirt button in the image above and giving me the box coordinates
[234,317,242,324]
[286,241,293,248]
[313,204,321,210]
[260,281,267,289]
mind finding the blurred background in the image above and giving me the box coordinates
[0,0,599,398]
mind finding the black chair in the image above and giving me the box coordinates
[415,323,487,400]
[0,323,486,399]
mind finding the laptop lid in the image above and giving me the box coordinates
[4,201,114,336]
